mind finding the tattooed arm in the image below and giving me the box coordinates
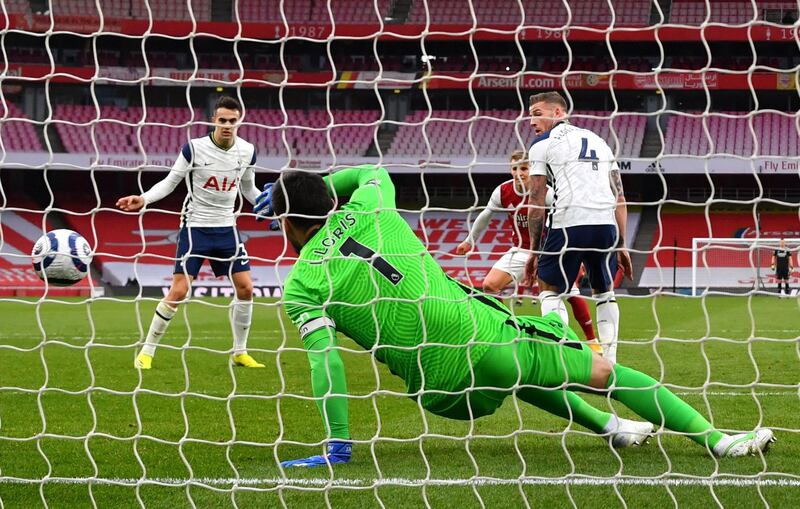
[527,174,548,252]
[609,167,627,247]
[609,166,633,280]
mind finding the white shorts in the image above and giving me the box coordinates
[492,248,529,282]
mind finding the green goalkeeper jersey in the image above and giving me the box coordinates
[282,165,562,438]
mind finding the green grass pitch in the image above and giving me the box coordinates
[1,295,799,508]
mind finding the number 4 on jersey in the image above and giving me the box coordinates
[339,237,404,285]
[579,137,599,171]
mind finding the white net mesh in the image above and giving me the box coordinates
[692,237,800,294]
[1,0,799,507]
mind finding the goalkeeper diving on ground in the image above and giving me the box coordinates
[255,165,774,468]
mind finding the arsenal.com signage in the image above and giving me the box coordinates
[424,71,795,91]
[4,64,796,92]
[2,152,798,175]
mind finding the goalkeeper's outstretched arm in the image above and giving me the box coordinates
[276,316,352,468]
[303,327,351,441]
[323,164,396,210]
[255,164,395,219]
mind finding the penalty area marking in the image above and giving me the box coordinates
[2,477,800,488]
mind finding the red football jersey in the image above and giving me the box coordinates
[498,180,531,249]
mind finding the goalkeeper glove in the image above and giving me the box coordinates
[254,182,274,220]
[280,441,352,468]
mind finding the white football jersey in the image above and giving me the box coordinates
[528,122,617,229]
[142,134,260,227]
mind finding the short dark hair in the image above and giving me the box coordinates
[272,171,334,231]
[529,91,568,109]
[214,95,242,114]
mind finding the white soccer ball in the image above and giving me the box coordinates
[31,229,92,286]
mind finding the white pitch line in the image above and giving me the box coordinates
[674,391,798,397]
[1,389,797,398]
[1,476,799,488]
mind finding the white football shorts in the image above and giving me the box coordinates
[492,248,529,282]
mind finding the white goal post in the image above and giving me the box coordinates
[691,237,800,296]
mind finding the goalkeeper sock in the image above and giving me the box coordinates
[595,291,619,363]
[567,295,596,340]
[231,299,253,355]
[142,301,177,356]
[518,388,611,434]
[607,364,724,450]
[540,291,569,325]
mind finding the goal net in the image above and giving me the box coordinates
[692,237,800,295]
[1,0,798,507]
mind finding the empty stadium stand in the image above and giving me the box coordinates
[1,103,43,153]
[406,0,652,25]
[664,112,800,157]
[47,0,212,21]
[6,0,796,26]
[387,110,646,158]
[4,102,798,161]
[670,1,798,25]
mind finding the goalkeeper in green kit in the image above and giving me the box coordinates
[254,165,774,468]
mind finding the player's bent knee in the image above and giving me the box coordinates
[165,277,190,304]
[236,284,253,300]
[166,288,188,305]
[482,280,503,294]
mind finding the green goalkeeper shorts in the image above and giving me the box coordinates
[424,315,595,421]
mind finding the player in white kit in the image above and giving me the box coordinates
[116,96,265,369]
[523,91,632,363]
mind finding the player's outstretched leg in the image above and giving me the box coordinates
[601,361,775,457]
[230,271,263,368]
[521,328,774,457]
[472,341,653,448]
[136,274,189,369]
[516,388,653,448]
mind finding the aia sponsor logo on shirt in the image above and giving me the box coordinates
[202,176,238,191]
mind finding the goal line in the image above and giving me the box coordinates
[2,476,799,488]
